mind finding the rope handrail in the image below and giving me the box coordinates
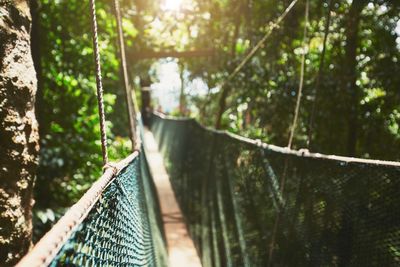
[151,106,400,266]
[152,112,400,167]
[153,110,195,121]
[16,151,139,267]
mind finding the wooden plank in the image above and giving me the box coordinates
[143,129,202,267]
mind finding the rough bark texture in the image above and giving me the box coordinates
[0,1,39,265]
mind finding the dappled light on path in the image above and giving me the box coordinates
[144,129,202,267]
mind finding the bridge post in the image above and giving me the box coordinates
[140,78,152,126]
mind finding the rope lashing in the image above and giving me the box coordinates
[113,0,138,150]
[287,0,309,149]
[89,0,109,165]
[214,0,299,129]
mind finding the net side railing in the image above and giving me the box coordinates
[151,112,400,267]
[17,150,168,267]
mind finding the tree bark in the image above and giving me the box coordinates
[0,1,39,265]
[343,0,367,156]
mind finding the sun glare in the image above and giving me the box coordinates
[163,0,183,11]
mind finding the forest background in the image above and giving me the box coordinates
[28,0,400,239]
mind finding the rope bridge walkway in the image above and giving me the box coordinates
[144,128,201,267]
[16,113,400,266]
[151,112,400,267]
[13,0,400,265]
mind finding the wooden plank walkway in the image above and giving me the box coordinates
[144,129,202,267]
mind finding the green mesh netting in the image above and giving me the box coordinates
[50,152,168,267]
[151,113,400,267]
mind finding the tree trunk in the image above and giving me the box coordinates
[0,1,39,265]
[178,62,186,115]
[230,13,240,58]
[215,84,231,129]
[343,0,366,156]
[307,0,334,149]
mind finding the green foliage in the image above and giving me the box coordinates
[35,0,135,209]
[33,0,400,222]
[180,0,400,160]
[32,207,66,243]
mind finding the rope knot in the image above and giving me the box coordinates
[298,148,309,156]
[103,162,119,176]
